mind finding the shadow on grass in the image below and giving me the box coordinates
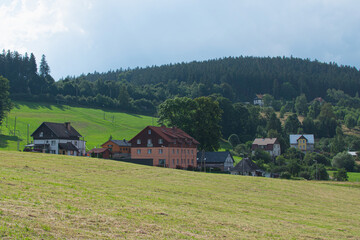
[13,101,67,111]
[0,134,21,148]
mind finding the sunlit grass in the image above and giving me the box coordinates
[1,151,359,239]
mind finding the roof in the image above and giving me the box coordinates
[289,134,314,144]
[255,94,264,99]
[196,151,233,164]
[87,148,110,154]
[130,126,199,145]
[109,139,131,147]
[232,158,261,172]
[58,142,79,151]
[252,138,278,145]
[31,122,82,139]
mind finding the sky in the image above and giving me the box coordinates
[1,0,360,80]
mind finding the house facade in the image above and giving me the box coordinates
[101,139,131,159]
[88,148,111,159]
[253,94,264,107]
[30,122,86,156]
[251,138,281,157]
[289,134,314,153]
[129,126,199,169]
[230,158,263,176]
[197,151,234,172]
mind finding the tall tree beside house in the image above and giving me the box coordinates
[295,94,308,116]
[0,76,12,125]
[193,97,222,151]
[158,96,222,151]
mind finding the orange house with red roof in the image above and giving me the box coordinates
[129,126,199,169]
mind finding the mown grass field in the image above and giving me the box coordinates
[0,102,155,151]
[1,151,360,239]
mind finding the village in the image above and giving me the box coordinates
[23,119,316,177]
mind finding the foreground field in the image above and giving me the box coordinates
[1,151,360,239]
[0,102,154,151]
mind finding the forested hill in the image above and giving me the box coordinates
[2,50,360,114]
[76,56,360,101]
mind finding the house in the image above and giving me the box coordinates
[251,138,281,157]
[230,158,263,176]
[87,148,111,159]
[101,139,131,159]
[129,126,199,169]
[289,134,315,153]
[197,151,234,172]
[253,94,264,107]
[312,97,325,105]
[30,122,86,156]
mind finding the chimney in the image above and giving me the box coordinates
[65,122,71,131]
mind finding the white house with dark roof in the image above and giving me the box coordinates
[289,134,314,153]
[251,138,281,157]
[29,122,86,156]
[196,151,234,172]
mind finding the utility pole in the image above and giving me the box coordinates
[13,117,17,136]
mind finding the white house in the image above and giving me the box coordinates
[29,122,86,156]
[251,138,281,157]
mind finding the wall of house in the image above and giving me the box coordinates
[33,139,86,155]
[131,147,197,168]
[102,142,131,154]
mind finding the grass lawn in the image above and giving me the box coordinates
[1,151,360,239]
[348,172,360,182]
[0,101,155,151]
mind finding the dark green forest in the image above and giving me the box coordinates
[2,50,360,115]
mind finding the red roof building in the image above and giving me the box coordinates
[129,126,199,169]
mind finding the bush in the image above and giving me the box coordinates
[332,169,348,181]
[280,171,291,179]
[299,171,311,180]
[332,152,355,172]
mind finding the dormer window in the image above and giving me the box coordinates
[39,132,43,138]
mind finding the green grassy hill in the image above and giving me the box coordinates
[0,102,155,151]
[1,151,360,239]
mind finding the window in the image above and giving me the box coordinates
[191,150,194,154]
[159,149,163,154]
[172,159,175,165]
[159,159,165,166]
[177,159,179,164]
[191,159,194,164]
[147,139,152,144]
[187,159,189,164]
[148,149,152,154]
[137,149,141,154]
[108,144,112,147]
[158,138,163,144]
[137,139,141,144]
[148,129,151,134]
[74,141,78,146]
[187,150,190,154]
[39,132,43,137]
[177,149,179,154]
[172,149,175,154]
[51,140,56,146]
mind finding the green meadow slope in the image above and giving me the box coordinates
[0,102,155,151]
[1,151,360,239]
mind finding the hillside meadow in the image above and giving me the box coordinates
[0,101,155,151]
[1,151,360,239]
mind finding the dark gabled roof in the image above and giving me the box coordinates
[196,151,233,164]
[232,158,261,172]
[87,148,110,154]
[31,122,82,139]
[110,140,131,147]
[58,142,79,151]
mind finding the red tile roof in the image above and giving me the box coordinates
[149,126,200,145]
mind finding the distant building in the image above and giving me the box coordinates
[197,151,234,172]
[230,158,263,176]
[251,138,281,157]
[289,134,315,153]
[101,139,131,159]
[29,122,86,156]
[253,94,264,107]
[129,126,199,169]
[312,97,325,105]
[87,148,111,159]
